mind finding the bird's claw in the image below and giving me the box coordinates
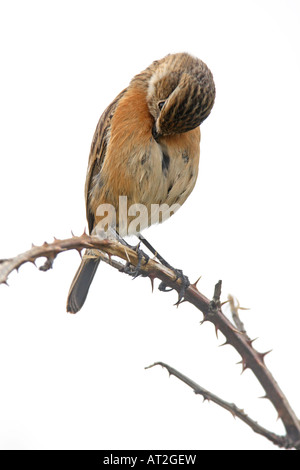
[159,268,190,302]
[158,282,173,292]
[134,245,149,277]
[122,245,149,279]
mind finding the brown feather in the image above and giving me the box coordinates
[85,88,127,233]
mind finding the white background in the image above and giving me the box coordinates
[0,0,299,450]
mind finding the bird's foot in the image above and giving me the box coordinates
[121,243,149,279]
[159,267,190,304]
[136,234,190,302]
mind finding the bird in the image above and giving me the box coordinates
[66,52,216,313]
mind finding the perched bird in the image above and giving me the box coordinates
[67,52,216,313]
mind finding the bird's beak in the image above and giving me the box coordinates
[152,124,161,141]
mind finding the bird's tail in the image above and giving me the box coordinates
[66,250,101,313]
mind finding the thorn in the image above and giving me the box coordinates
[215,324,219,339]
[259,394,269,400]
[219,340,230,347]
[149,276,155,293]
[200,317,209,326]
[236,358,249,373]
[28,258,37,266]
[257,350,272,364]
[194,390,209,402]
[191,275,201,289]
[71,230,75,237]
[229,324,241,334]
[76,248,83,259]
[221,299,229,307]
[246,337,258,348]
[277,409,284,421]
[81,229,88,239]
[2,280,9,286]
[31,243,36,248]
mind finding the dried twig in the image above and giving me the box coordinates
[145,362,293,449]
[227,294,248,335]
[1,233,300,449]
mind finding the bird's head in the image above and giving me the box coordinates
[145,53,216,140]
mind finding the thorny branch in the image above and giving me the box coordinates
[0,233,300,449]
[145,362,292,449]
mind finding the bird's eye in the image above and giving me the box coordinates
[158,101,165,111]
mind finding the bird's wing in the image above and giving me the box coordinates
[85,88,127,233]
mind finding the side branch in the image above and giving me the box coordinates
[146,362,292,449]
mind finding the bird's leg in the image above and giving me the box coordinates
[108,227,130,247]
[138,234,170,268]
[138,234,190,301]
[108,228,149,278]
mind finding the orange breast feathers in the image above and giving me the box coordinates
[99,87,154,204]
[90,84,201,234]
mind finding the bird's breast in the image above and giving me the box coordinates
[91,85,201,235]
[126,128,200,233]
